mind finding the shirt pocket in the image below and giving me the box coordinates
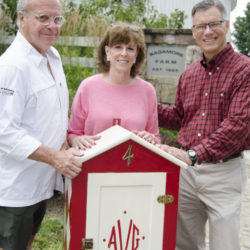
[29,80,61,132]
[217,91,230,120]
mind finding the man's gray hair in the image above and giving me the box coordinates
[192,0,227,19]
[16,0,29,27]
[17,0,62,13]
[17,0,29,13]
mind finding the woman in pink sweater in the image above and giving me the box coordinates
[68,22,160,149]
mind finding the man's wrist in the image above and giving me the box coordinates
[187,149,197,166]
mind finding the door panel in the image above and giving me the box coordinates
[85,172,167,250]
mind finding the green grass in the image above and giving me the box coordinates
[33,216,64,250]
[159,127,178,138]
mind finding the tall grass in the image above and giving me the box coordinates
[61,8,108,37]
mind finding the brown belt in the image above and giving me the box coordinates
[204,153,242,164]
[221,153,241,162]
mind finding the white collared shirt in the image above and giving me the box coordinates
[0,32,69,207]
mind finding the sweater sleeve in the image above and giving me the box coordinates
[68,82,87,138]
[145,85,161,143]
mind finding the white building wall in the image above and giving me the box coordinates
[151,0,237,29]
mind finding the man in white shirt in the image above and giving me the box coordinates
[0,0,84,249]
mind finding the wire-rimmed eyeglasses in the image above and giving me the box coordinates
[28,11,65,26]
[192,20,225,33]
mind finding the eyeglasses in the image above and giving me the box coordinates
[110,23,140,32]
[192,20,225,33]
[28,11,65,26]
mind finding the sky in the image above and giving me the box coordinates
[230,0,249,33]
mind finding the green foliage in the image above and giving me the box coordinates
[33,216,63,249]
[65,0,186,30]
[233,2,250,56]
[62,65,95,108]
[0,0,186,36]
[168,9,187,29]
[54,44,95,108]
[56,45,94,58]
[0,44,9,55]
[159,127,178,138]
[0,0,18,35]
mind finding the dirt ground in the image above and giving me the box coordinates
[46,192,64,218]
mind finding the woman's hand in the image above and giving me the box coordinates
[68,135,101,150]
[133,130,157,145]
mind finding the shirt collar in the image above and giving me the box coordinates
[16,31,60,67]
[200,43,233,68]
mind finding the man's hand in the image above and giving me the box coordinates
[28,145,84,179]
[51,147,84,179]
[156,144,192,166]
[133,130,157,145]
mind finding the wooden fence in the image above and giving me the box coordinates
[0,34,100,68]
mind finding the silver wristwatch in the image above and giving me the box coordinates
[187,149,197,166]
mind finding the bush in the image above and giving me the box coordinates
[63,65,95,108]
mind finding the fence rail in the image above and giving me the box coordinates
[0,33,100,68]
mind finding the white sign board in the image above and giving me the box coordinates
[147,45,186,77]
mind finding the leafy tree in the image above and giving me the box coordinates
[232,2,250,56]
[65,0,186,30]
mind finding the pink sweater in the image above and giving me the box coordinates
[68,74,160,142]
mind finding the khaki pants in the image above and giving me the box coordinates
[176,156,247,250]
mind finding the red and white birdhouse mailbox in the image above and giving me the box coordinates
[64,125,187,250]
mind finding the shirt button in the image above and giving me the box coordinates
[217,67,220,70]
[197,133,201,137]
[202,113,205,116]
[220,93,224,96]
[205,93,208,96]
[208,72,212,75]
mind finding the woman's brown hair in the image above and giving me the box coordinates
[97,22,146,78]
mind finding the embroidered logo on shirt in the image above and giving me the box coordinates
[0,88,14,96]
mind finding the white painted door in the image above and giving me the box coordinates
[85,172,166,250]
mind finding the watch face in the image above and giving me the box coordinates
[188,150,197,166]
[189,150,196,157]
